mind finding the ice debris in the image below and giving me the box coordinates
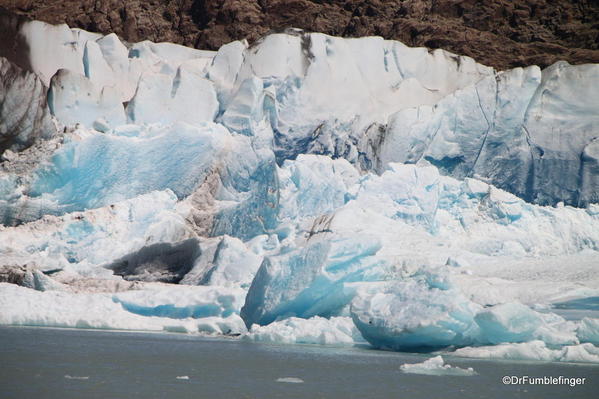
[453,341,599,364]
[276,377,304,384]
[400,356,477,376]
[244,316,364,346]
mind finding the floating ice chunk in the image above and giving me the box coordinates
[454,341,555,361]
[276,377,304,384]
[0,283,247,335]
[195,314,247,335]
[112,284,247,319]
[48,69,126,128]
[351,279,481,350]
[453,340,599,364]
[0,283,172,331]
[241,232,384,327]
[64,375,89,380]
[245,316,363,346]
[560,343,599,363]
[475,303,578,345]
[400,356,477,376]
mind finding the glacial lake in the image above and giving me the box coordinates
[1,326,597,399]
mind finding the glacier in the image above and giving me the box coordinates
[0,16,598,364]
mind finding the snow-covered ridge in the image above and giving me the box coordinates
[0,18,598,364]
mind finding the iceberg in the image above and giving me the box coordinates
[276,377,304,384]
[452,341,599,364]
[112,284,246,319]
[0,283,247,335]
[244,316,364,346]
[400,356,477,376]
[474,303,578,346]
[351,279,481,350]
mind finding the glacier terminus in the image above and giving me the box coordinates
[0,15,599,366]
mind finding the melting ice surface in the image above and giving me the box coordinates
[0,20,598,365]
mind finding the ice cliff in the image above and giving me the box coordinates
[0,18,598,363]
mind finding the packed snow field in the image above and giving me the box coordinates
[0,19,598,365]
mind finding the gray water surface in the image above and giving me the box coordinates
[0,326,597,398]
